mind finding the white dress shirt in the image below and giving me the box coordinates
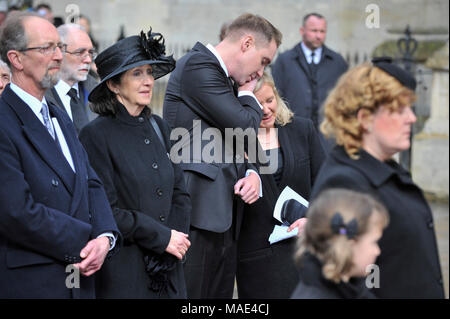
[54,80,81,121]
[301,42,323,65]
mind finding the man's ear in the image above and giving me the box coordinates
[7,50,24,71]
[299,26,305,38]
[241,35,254,52]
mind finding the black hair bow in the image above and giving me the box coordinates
[330,212,358,239]
[140,27,166,59]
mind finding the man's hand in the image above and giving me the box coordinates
[288,218,308,237]
[234,172,260,204]
[73,236,110,277]
[238,77,259,92]
[165,230,191,260]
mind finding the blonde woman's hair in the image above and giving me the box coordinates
[320,62,416,159]
[254,72,294,126]
[295,188,389,283]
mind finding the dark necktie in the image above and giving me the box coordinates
[309,51,318,76]
[67,88,89,134]
[309,51,319,127]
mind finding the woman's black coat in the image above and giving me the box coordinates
[79,105,191,298]
[236,116,325,298]
[310,146,445,299]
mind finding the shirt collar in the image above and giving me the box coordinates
[55,80,79,97]
[206,43,229,77]
[9,81,48,116]
[301,42,323,64]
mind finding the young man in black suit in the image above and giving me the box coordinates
[163,13,282,298]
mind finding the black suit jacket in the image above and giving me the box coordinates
[311,146,445,298]
[0,85,119,298]
[163,42,263,233]
[45,75,98,134]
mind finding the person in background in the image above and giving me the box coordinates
[35,3,54,24]
[236,72,325,298]
[0,59,10,95]
[291,188,389,299]
[271,12,348,151]
[0,0,7,27]
[79,28,191,298]
[74,14,99,79]
[310,57,445,298]
[45,24,98,135]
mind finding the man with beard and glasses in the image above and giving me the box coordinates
[0,12,119,298]
[45,24,98,134]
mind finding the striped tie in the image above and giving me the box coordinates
[40,102,56,139]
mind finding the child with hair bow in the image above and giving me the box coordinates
[291,188,389,299]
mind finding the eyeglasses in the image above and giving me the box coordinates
[64,48,98,60]
[20,43,67,56]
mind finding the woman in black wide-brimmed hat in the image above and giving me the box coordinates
[79,28,191,298]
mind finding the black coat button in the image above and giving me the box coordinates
[52,179,59,187]
[156,188,163,196]
[152,162,158,169]
[427,221,434,229]
[144,139,150,144]
[159,215,165,222]
[138,117,144,123]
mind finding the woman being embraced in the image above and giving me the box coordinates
[79,29,191,298]
[310,57,445,298]
[236,72,325,299]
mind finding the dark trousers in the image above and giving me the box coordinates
[183,225,237,299]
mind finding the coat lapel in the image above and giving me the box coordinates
[295,43,314,80]
[3,87,75,195]
[46,87,66,113]
[48,102,86,215]
[277,124,295,191]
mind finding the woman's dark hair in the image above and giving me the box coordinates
[89,73,122,116]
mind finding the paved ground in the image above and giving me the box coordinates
[233,200,449,299]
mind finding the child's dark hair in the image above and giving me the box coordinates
[296,188,389,283]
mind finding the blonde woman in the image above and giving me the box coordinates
[310,57,445,298]
[292,188,389,299]
[236,72,325,298]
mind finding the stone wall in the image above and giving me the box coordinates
[44,0,449,56]
[412,41,449,200]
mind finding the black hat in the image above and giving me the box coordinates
[88,28,176,103]
[372,57,416,91]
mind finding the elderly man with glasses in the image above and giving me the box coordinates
[45,23,98,134]
[0,12,119,298]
